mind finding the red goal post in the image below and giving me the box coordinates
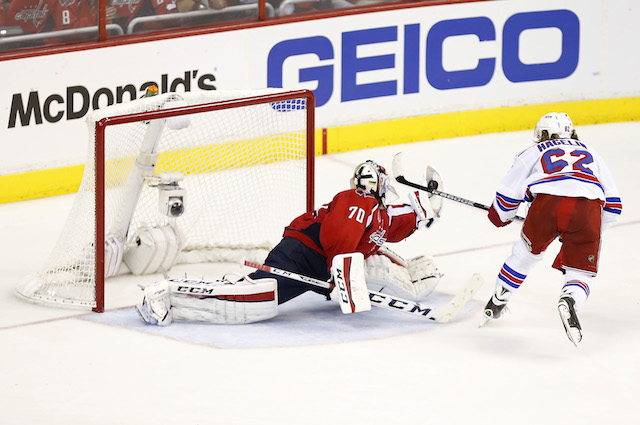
[16,89,315,312]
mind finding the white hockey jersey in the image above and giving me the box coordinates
[493,138,622,228]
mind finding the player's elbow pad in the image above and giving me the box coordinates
[488,204,511,228]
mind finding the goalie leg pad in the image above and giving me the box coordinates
[169,275,278,324]
[365,249,414,300]
[365,249,441,301]
[104,234,124,278]
[407,254,441,298]
[124,224,184,275]
[332,253,371,314]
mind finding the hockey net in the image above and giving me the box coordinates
[16,89,315,312]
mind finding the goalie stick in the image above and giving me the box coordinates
[392,152,525,222]
[244,260,483,323]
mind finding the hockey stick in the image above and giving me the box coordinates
[392,153,525,222]
[244,260,484,323]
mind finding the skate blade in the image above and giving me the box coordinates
[135,304,155,325]
[478,310,493,328]
[558,304,582,347]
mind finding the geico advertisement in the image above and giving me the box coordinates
[0,0,631,172]
[255,1,602,125]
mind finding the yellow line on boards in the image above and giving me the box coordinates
[1,97,637,204]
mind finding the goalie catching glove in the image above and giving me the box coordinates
[136,274,278,325]
[424,164,444,218]
[406,164,444,229]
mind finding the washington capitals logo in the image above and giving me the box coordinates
[14,0,50,28]
[369,229,387,247]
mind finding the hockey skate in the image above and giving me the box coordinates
[479,287,511,327]
[135,280,172,326]
[558,295,582,347]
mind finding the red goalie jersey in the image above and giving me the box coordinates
[283,188,419,270]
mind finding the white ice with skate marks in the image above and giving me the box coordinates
[86,287,480,348]
[84,256,483,348]
[1,122,638,425]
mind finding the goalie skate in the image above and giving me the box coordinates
[135,280,172,326]
[558,295,582,347]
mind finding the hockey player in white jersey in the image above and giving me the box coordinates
[480,112,622,346]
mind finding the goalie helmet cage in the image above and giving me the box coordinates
[16,89,315,313]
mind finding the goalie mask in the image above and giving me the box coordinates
[533,112,574,143]
[351,160,396,204]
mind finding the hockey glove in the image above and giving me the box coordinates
[488,204,512,227]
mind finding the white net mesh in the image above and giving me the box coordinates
[16,89,313,309]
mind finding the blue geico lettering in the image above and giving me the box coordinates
[342,27,398,102]
[427,17,496,90]
[267,36,334,107]
[502,10,579,82]
[266,9,579,107]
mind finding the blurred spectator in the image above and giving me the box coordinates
[4,0,97,44]
[176,0,209,12]
[6,0,53,36]
[165,0,260,29]
[45,0,98,44]
[276,0,335,16]
[50,0,96,30]
[107,0,180,32]
[277,0,391,16]
[1,1,6,27]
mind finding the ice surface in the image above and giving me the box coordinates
[1,123,638,425]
